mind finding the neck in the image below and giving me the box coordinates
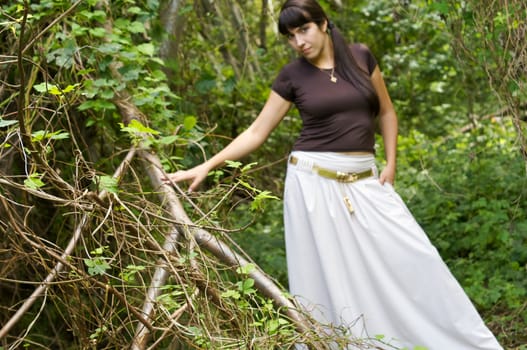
[308,35,335,69]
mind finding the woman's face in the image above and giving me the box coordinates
[286,21,328,63]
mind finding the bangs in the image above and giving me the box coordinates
[278,7,312,35]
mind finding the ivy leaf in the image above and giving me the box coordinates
[24,173,45,190]
[61,84,80,93]
[225,160,242,169]
[33,82,79,95]
[31,130,70,142]
[78,99,116,111]
[89,27,107,38]
[136,43,155,57]
[236,278,256,295]
[47,131,70,140]
[128,21,145,34]
[236,263,255,275]
[84,258,110,276]
[119,119,160,135]
[127,6,143,15]
[250,190,279,212]
[0,119,18,128]
[34,82,51,93]
[220,289,241,299]
[95,175,119,194]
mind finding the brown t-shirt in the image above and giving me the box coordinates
[272,43,378,153]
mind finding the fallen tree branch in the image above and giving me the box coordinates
[136,151,326,348]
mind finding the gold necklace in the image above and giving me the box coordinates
[321,67,337,83]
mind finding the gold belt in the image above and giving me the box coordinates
[289,156,374,183]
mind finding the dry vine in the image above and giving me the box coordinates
[0,1,381,349]
[447,0,527,168]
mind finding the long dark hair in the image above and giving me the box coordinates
[278,0,380,116]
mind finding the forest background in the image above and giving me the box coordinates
[0,0,526,349]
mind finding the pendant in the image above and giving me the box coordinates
[330,75,337,83]
[343,196,354,214]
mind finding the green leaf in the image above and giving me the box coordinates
[78,99,116,111]
[24,174,45,190]
[0,119,18,127]
[429,1,449,15]
[119,119,160,135]
[61,84,80,93]
[136,43,155,57]
[31,130,48,142]
[225,160,242,169]
[220,289,240,299]
[240,278,255,291]
[33,82,79,95]
[241,162,258,172]
[89,27,107,38]
[84,258,110,276]
[89,325,108,340]
[157,135,178,145]
[127,6,143,15]
[128,21,145,34]
[251,190,280,211]
[98,43,123,54]
[236,263,255,275]
[95,175,119,194]
[33,82,52,93]
[183,116,197,130]
[49,131,70,140]
[91,246,107,256]
[120,264,146,282]
[31,130,70,141]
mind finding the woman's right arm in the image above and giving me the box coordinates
[164,90,292,192]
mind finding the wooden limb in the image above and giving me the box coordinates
[137,151,323,341]
[0,148,136,340]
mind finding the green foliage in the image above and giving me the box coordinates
[119,264,146,283]
[2,0,526,348]
[31,130,70,142]
[0,119,18,128]
[93,175,119,194]
[339,0,497,137]
[389,119,527,343]
[23,173,45,190]
[231,199,288,287]
[84,246,111,276]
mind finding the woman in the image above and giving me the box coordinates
[165,0,503,349]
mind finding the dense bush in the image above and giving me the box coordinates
[394,120,527,345]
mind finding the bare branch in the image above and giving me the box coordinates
[0,148,137,340]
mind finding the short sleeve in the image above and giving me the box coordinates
[271,66,294,102]
[351,43,378,75]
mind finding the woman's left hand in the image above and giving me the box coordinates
[379,164,396,185]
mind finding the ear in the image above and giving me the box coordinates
[321,19,328,33]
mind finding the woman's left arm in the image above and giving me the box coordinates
[371,65,398,185]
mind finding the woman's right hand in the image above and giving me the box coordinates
[163,91,291,193]
[164,163,211,193]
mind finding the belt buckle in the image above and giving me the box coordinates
[336,171,358,183]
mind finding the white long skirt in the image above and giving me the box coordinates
[283,151,503,350]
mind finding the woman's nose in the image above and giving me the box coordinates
[295,36,305,47]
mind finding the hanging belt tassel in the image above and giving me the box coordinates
[343,196,354,214]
